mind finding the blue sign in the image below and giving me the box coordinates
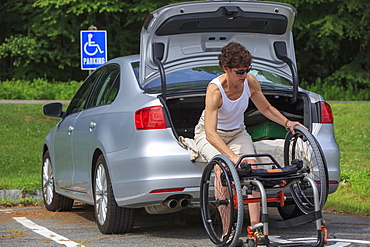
[80,30,107,70]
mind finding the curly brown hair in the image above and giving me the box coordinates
[218,42,252,68]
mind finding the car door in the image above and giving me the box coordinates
[53,69,101,189]
[53,112,80,189]
[72,65,120,194]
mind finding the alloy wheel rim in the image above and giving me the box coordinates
[95,164,108,225]
[42,158,54,205]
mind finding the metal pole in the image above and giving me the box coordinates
[88,25,97,75]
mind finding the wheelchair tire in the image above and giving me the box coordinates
[200,154,244,247]
[284,125,328,214]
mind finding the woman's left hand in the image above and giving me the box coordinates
[286,120,307,134]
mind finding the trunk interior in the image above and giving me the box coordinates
[166,92,308,140]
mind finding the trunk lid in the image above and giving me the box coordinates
[140,0,298,101]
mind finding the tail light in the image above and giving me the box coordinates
[135,106,167,130]
[320,102,334,124]
[150,188,185,194]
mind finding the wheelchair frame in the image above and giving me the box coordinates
[200,126,329,247]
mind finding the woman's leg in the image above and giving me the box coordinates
[214,165,231,234]
[247,160,261,226]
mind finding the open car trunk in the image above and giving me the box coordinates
[166,91,309,140]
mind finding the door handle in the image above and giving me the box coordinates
[89,121,96,131]
[67,125,74,135]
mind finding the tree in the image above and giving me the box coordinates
[0,0,176,81]
[279,0,370,89]
[1,0,369,92]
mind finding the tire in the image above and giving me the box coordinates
[200,155,243,247]
[42,150,74,211]
[284,125,328,214]
[277,203,304,220]
[94,154,135,234]
[247,238,255,247]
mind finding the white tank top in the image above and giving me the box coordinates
[208,76,251,130]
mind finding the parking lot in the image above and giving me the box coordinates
[1,203,370,246]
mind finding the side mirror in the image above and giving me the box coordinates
[43,102,64,118]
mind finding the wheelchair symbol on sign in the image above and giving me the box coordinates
[84,33,104,56]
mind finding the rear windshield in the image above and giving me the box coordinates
[132,63,291,94]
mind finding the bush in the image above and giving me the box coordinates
[1,78,369,101]
[300,78,370,101]
[0,79,82,100]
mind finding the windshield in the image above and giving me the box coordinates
[132,63,292,94]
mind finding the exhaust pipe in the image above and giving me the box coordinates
[179,198,189,208]
[144,197,191,214]
[163,199,178,208]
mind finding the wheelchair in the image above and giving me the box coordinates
[200,126,328,247]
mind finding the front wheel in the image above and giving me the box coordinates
[200,154,243,247]
[93,154,135,234]
[42,150,74,211]
[284,126,328,214]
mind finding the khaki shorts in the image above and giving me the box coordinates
[194,118,255,162]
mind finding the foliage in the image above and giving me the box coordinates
[0,79,82,100]
[0,0,369,97]
[0,198,43,207]
[300,79,370,101]
[279,0,370,90]
[0,0,178,81]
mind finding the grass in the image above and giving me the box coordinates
[0,228,26,238]
[0,104,60,191]
[324,103,370,215]
[0,103,369,215]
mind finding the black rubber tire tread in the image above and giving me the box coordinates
[42,151,74,212]
[247,238,255,247]
[94,155,135,234]
[277,203,304,220]
[284,125,328,213]
[200,154,243,247]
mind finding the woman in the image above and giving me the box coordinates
[194,42,304,243]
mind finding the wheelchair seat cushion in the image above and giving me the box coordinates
[237,164,299,178]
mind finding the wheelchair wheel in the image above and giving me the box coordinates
[284,125,328,214]
[200,155,243,247]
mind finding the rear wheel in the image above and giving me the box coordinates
[200,155,243,247]
[42,150,74,211]
[284,126,328,214]
[94,154,135,234]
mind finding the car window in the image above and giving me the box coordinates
[105,75,120,103]
[66,68,102,115]
[132,63,291,94]
[87,65,120,108]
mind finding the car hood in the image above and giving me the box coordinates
[140,0,297,90]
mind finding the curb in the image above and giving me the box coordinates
[0,189,43,201]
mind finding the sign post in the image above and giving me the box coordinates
[80,29,107,71]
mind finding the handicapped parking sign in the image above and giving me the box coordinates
[81,30,107,70]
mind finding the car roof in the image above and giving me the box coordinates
[139,0,297,87]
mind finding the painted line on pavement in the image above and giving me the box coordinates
[13,217,84,247]
[270,235,370,246]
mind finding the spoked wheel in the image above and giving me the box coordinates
[200,155,243,247]
[284,125,328,214]
[93,154,135,234]
[42,151,74,211]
